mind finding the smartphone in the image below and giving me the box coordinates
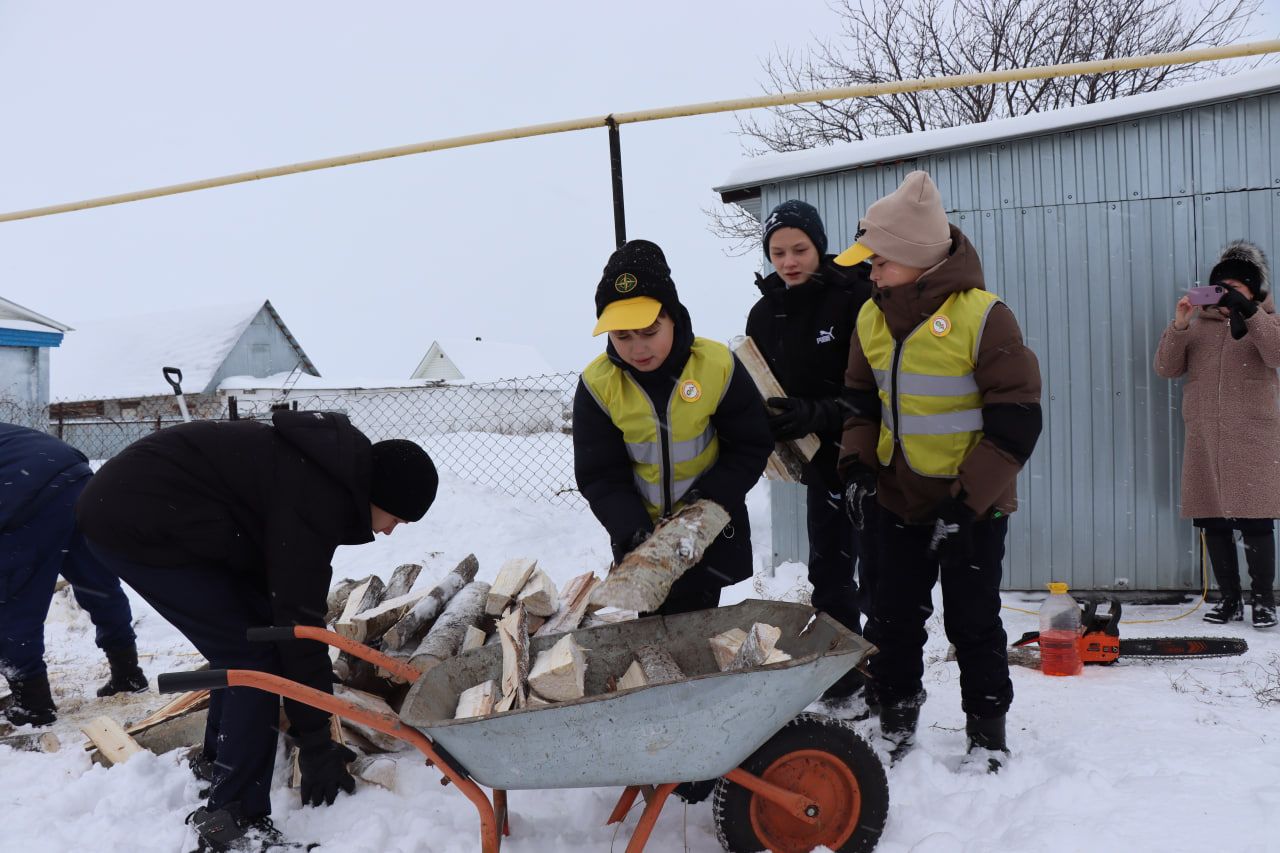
[1187,285,1225,306]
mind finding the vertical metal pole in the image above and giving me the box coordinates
[228,396,239,421]
[606,116,626,248]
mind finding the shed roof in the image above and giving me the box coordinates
[412,338,558,382]
[715,66,1280,196]
[0,296,71,333]
[51,300,315,401]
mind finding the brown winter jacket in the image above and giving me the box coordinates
[838,226,1043,523]
[1153,296,1280,519]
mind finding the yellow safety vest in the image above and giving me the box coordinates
[857,289,1000,477]
[581,337,733,520]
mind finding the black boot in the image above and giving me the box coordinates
[964,713,1009,773]
[1252,596,1277,629]
[3,675,57,727]
[879,690,925,764]
[1203,595,1243,624]
[97,644,149,697]
[187,806,314,852]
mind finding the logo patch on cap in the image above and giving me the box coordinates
[929,315,952,337]
[679,379,702,402]
[614,273,638,293]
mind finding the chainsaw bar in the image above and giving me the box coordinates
[1118,637,1248,659]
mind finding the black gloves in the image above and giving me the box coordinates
[928,496,976,563]
[1219,287,1258,340]
[296,726,357,807]
[842,463,878,531]
[765,396,840,442]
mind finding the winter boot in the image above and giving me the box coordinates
[1203,595,1243,624]
[97,644,149,697]
[963,713,1009,774]
[879,690,925,764]
[187,806,315,852]
[3,675,57,727]
[1252,596,1277,629]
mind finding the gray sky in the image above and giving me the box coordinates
[2,1,1277,384]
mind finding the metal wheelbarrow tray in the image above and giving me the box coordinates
[158,599,887,853]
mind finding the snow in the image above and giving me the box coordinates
[49,301,272,402]
[4,474,1280,852]
[715,66,1280,193]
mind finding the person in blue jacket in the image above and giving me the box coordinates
[0,423,146,728]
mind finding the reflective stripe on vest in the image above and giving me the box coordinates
[857,289,1000,477]
[581,337,734,519]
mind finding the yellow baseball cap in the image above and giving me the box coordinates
[592,296,663,336]
[834,240,874,267]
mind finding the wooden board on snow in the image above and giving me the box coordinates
[81,716,142,765]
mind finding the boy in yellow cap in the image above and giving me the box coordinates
[835,171,1042,770]
[574,239,773,615]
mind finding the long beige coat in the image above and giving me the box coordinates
[1153,298,1280,519]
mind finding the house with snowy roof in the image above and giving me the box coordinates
[410,337,557,383]
[715,67,1280,593]
[50,300,316,456]
[0,296,71,428]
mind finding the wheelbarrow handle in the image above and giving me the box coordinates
[157,669,228,693]
[162,366,184,395]
[246,627,300,643]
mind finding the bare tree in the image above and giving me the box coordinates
[710,0,1263,249]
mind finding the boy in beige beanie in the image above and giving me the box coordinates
[835,170,1042,770]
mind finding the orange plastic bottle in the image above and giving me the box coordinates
[1039,582,1083,676]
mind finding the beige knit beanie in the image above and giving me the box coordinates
[834,170,952,269]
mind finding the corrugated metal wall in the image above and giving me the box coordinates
[761,88,1280,591]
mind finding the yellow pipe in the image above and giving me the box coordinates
[2,38,1277,224]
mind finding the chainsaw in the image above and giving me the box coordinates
[1012,599,1248,663]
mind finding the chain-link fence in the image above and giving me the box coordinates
[32,372,584,507]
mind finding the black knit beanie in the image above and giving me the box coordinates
[595,239,682,319]
[369,440,438,522]
[763,199,828,257]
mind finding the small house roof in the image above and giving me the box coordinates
[412,337,558,382]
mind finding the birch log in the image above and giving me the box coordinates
[383,555,479,651]
[383,562,424,599]
[326,576,370,624]
[336,589,430,644]
[493,606,529,712]
[634,644,685,684]
[534,572,599,638]
[407,581,490,671]
[726,623,785,671]
[590,500,731,612]
[730,335,821,482]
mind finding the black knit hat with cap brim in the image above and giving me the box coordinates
[370,439,438,522]
[593,239,682,335]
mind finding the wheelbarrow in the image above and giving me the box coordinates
[158,599,889,853]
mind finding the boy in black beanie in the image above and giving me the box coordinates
[76,412,437,851]
[574,239,773,614]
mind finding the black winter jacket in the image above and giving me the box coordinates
[573,305,772,588]
[0,423,92,531]
[745,257,873,490]
[77,411,374,732]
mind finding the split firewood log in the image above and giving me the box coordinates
[81,716,142,766]
[634,644,685,685]
[0,731,61,753]
[516,570,559,618]
[326,576,370,624]
[528,635,586,702]
[461,625,487,652]
[336,589,430,644]
[731,335,821,482]
[352,755,398,791]
[485,558,538,616]
[493,606,529,712]
[408,581,491,671]
[616,660,648,691]
[709,628,749,671]
[333,686,408,752]
[383,562,424,599]
[383,555,480,652]
[455,680,498,719]
[335,576,387,630]
[726,623,789,671]
[534,572,599,638]
[583,609,638,628]
[590,500,730,612]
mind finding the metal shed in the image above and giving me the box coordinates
[715,68,1280,592]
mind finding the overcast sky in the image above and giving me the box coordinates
[2,1,1278,386]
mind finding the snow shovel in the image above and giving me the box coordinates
[162,366,191,423]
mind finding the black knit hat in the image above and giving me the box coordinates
[369,439,438,522]
[763,199,828,257]
[592,239,681,335]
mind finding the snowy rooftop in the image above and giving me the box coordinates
[415,337,559,382]
[0,295,71,333]
[715,66,1280,193]
[52,301,270,401]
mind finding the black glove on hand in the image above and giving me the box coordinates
[928,496,976,563]
[1219,288,1258,340]
[842,464,878,531]
[296,727,357,807]
[766,396,836,442]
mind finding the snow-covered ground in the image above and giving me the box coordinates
[3,473,1279,853]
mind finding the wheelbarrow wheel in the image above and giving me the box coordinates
[712,712,888,853]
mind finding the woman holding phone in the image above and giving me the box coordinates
[1154,240,1279,628]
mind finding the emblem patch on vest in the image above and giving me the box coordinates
[614,273,638,293]
[929,315,952,337]
[679,379,702,402]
